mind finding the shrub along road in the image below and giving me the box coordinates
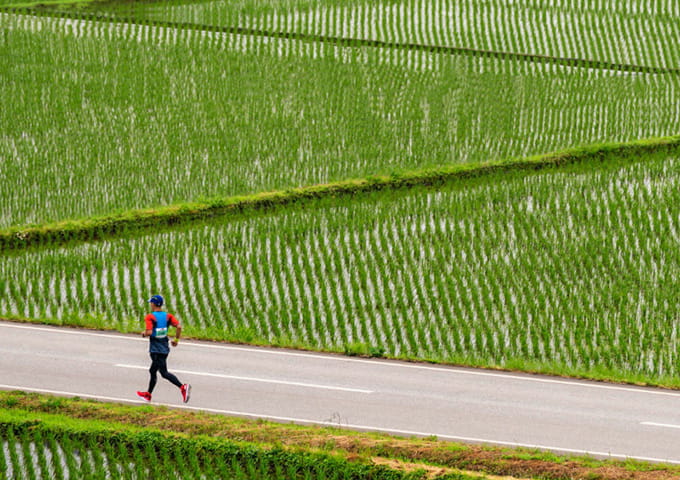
[0,320,679,464]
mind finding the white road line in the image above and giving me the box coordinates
[0,322,145,342]
[115,364,373,394]
[0,383,678,465]
[641,422,680,430]
[4,321,680,398]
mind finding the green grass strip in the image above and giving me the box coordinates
[1,135,679,252]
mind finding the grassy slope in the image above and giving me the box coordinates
[0,399,420,479]
[0,390,678,480]
[2,135,679,252]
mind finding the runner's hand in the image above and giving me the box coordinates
[171,339,179,347]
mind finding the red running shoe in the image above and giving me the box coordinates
[180,384,191,403]
[136,391,152,403]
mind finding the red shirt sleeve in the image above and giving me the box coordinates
[145,314,155,330]
[167,313,180,327]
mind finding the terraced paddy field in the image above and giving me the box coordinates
[38,0,680,70]
[2,0,680,392]
[4,0,680,475]
[4,390,678,480]
[0,405,422,480]
[2,10,680,227]
[3,146,680,385]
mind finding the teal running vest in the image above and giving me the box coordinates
[149,311,170,354]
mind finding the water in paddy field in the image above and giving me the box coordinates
[1,437,159,479]
[5,5,676,230]
[70,0,680,69]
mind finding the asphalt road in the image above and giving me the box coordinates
[1,320,679,464]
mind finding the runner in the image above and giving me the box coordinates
[136,295,191,403]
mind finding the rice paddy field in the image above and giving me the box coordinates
[0,410,412,480]
[3,151,680,382]
[46,0,680,70]
[2,0,680,388]
[2,10,680,227]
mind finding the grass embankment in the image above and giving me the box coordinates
[0,397,420,479]
[0,391,679,480]
[1,135,679,252]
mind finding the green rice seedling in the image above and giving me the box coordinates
[213,451,234,479]
[47,432,66,480]
[130,440,149,479]
[170,441,196,480]
[185,442,203,480]
[141,439,164,480]
[0,439,7,480]
[198,447,218,480]
[166,441,185,480]
[5,426,21,480]
[115,440,135,480]
[285,459,299,480]
[86,434,108,480]
[101,438,123,480]
[71,436,93,480]
[231,455,248,480]
[31,429,51,480]
[18,426,37,480]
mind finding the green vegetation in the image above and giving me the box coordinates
[0,408,423,479]
[0,391,678,480]
[4,146,680,386]
[1,136,677,251]
[16,0,680,71]
[2,11,679,228]
[2,0,680,471]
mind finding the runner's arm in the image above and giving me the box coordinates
[171,325,182,346]
[142,314,154,337]
[169,314,181,346]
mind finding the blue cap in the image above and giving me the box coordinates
[148,295,164,307]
